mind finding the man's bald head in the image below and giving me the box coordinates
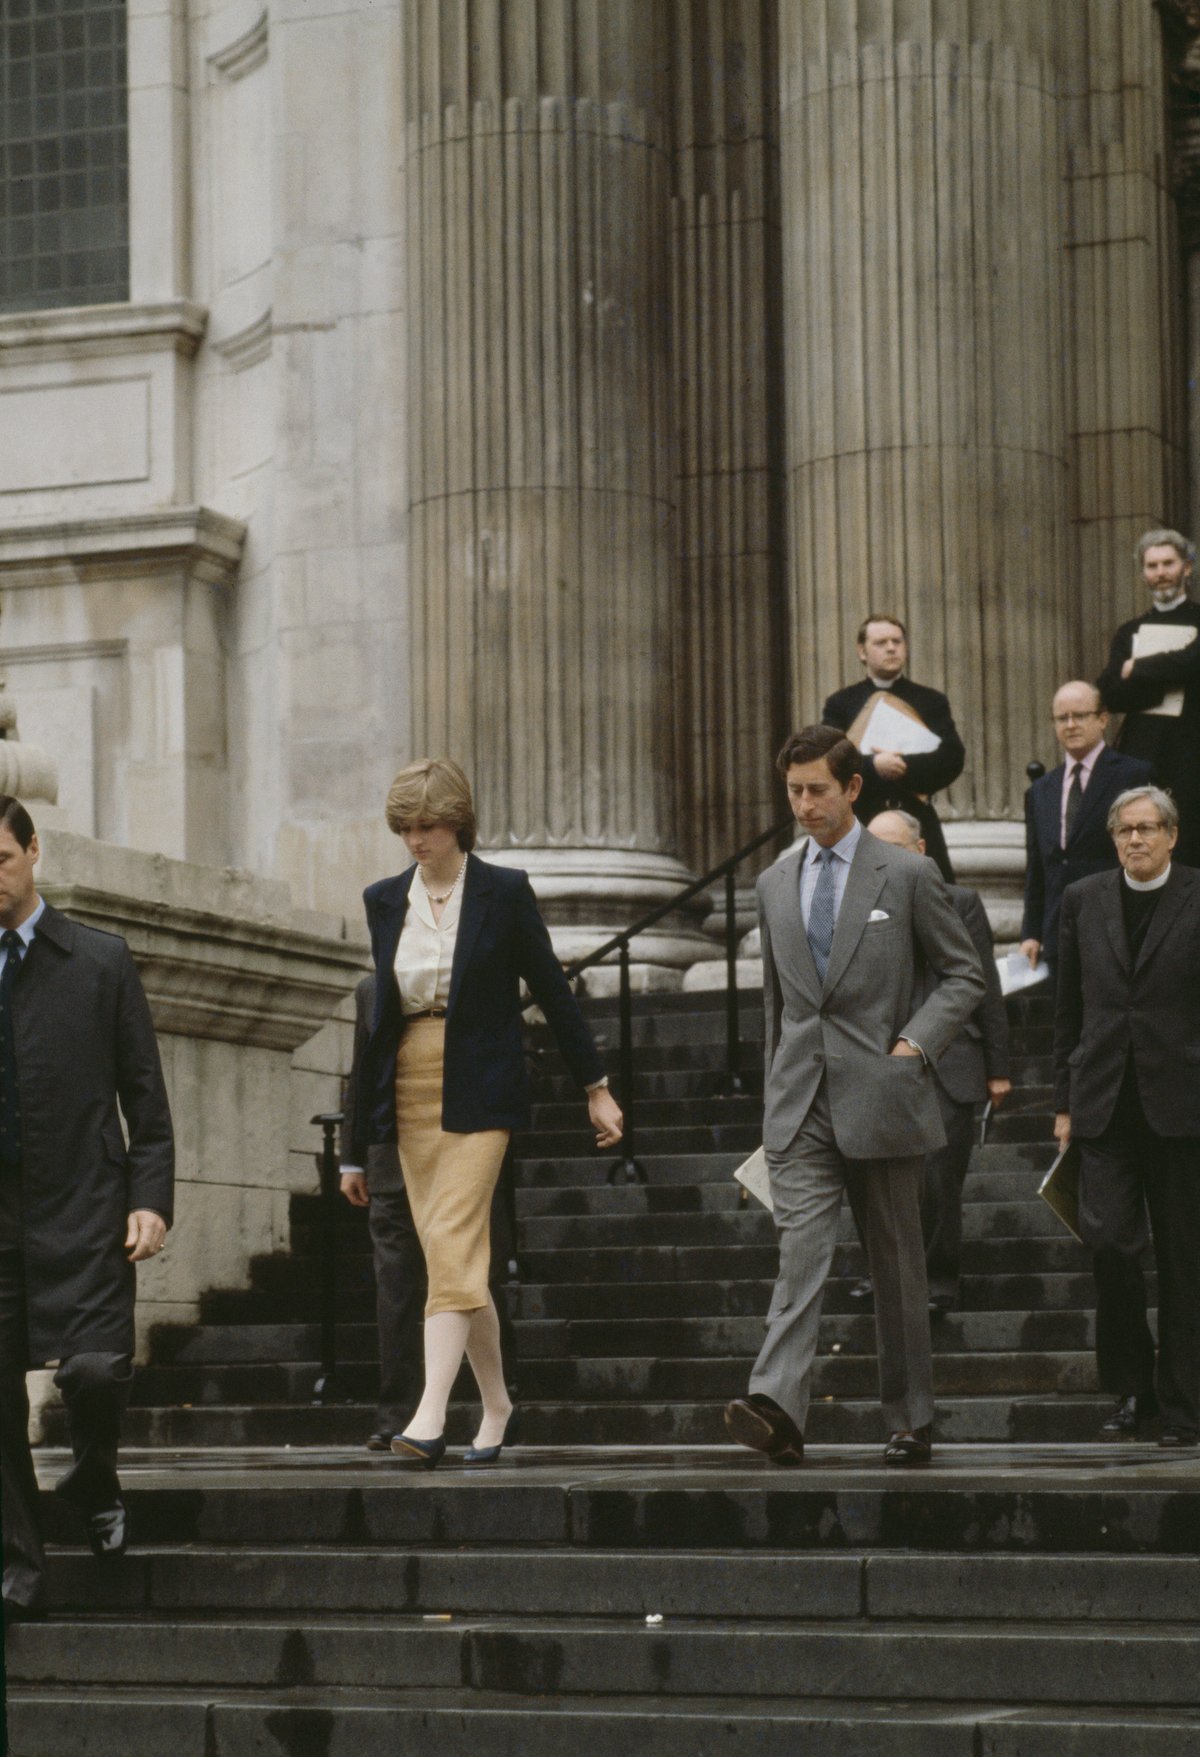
[1051,681,1107,758]
[868,809,925,854]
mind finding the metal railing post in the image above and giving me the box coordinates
[722,867,745,1096]
[310,1110,343,1404]
[611,939,646,1184]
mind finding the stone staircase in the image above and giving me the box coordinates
[9,986,1199,1755]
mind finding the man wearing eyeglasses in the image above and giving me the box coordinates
[1054,788,1200,1447]
[1020,682,1152,980]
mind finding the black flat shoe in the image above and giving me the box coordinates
[464,1408,521,1468]
[1159,1427,1199,1449]
[366,1430,395,1453]
[884,1425,933,1466]
[3,1596,47,1630]
[86,1500,130,1560]
[390,1433,446,1469]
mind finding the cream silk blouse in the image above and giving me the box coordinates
[393,869,463,1013]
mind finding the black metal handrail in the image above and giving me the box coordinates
[564,818,794,1182]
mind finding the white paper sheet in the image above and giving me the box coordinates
[999,951,1051,996]
[1131,622,1196,718]
[857,695,943,756]
[733,1146,773,1213]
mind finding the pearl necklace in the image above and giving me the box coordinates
[422,858,467,909]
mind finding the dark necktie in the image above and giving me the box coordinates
[1063,763,1083,846]
[0,930,23,1169]
[806,848,837,982]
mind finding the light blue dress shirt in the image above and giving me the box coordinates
[0,895,45,978]
[798,818,862,932]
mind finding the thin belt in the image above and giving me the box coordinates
[404,1006,447,1020]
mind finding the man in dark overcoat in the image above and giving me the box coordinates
[0,796,174,1623]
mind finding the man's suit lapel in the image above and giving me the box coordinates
[1134,866,1196,972]
[1040,766,1065,854]
[447,854,495,1017]
[822,834,887,998]
[764,852,822,1005]
[1099,875,1131,974]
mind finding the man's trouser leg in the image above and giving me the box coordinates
[748,1086,848,1435]
[52,1353,132,1513]
[367,1186,427,1434]
[1078,1073,1156,1401]
[844,1153,934,1434]
[922,1088,976,1302]
[1143,1141,1200,1433]
[0,1246,45,1609]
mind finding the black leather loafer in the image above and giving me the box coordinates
[86,1500,130,1560]
[724,1394,805,1465]
[365,1430,395,1452]
[1100,1393,1157,1438]
[884,1425,933,1466]
[1159,1427,1199,1449]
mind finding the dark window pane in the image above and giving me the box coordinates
[0,1,128,312]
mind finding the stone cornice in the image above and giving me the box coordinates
[0,299,209,363]
[37,831,369,1052]
[0,507,247,590]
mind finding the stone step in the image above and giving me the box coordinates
[528,1094,766,1130]
[7,1611,1200,1704]
[513,1202,1074,1251]
[147,1307,1110,1370]
[511,1169,1057,1216]
[35,1545,1200,1623]
[79,1388,1138,1448]
[9,1688,1199,1757]
[510,1140,1058,1188]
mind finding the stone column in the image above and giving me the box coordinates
[669,1,788,883]
[779,2,1072,877]
[404,0,710,969]
[1062,1,1187,673]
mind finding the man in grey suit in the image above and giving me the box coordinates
[0,797,173,1623]
[1054,784,1200,1446]
[724,727,985,1467]
[867,811,1011,1313]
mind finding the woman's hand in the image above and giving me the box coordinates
[588,1087,624,1149]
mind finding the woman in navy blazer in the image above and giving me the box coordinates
[354,759,622,1468]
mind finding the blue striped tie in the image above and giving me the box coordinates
[806,848,837,983]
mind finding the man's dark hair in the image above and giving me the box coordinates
[775,725,862,786]
[856,611,907,645]
[0,796,36,850]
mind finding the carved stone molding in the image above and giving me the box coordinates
[0,507,246,591]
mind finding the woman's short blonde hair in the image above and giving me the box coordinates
[385,758,477,851]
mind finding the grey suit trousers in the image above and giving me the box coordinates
[749,1081,934,1435]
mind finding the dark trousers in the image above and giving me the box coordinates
[921,1087,977,1299]
[1078,1068,1200,1432]
[368,1176,519,1433]
[0,1246,131,1608]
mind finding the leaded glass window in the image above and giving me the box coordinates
[0,0,129,313]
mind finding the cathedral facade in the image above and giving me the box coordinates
[0,0,1194,960]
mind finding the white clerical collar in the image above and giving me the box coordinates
[868,672,904,689]
[1123,865,1171,893]
[1150,593,1189,612]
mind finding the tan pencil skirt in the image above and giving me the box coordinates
[394,1016,509,1316]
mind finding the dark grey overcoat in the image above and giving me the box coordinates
[10,903,174,1363]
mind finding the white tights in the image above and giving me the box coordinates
[404,1293,513,1448]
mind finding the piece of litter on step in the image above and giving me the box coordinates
[645,1614,663,1625]
[423,1614,453,1622]
[831,1343,841,1353]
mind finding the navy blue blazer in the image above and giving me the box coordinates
[354,854,606,1153]
[1022,746,1154,961]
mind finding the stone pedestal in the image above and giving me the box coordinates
[403,1,710,967]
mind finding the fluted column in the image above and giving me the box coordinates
[780,2,1072,831]
[669,1,787,880]
[1062,1,1186,681]
[405,1,708,966]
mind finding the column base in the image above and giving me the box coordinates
[943,820,1026,944]
[481,847,721,974]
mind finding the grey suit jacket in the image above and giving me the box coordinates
[758,834,986,1159]
[930,884,1010,1106]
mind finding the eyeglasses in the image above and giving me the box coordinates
[1113,822,1169,841]
[1051,711,1101,725]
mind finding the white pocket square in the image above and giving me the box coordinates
[867,909,890,922]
